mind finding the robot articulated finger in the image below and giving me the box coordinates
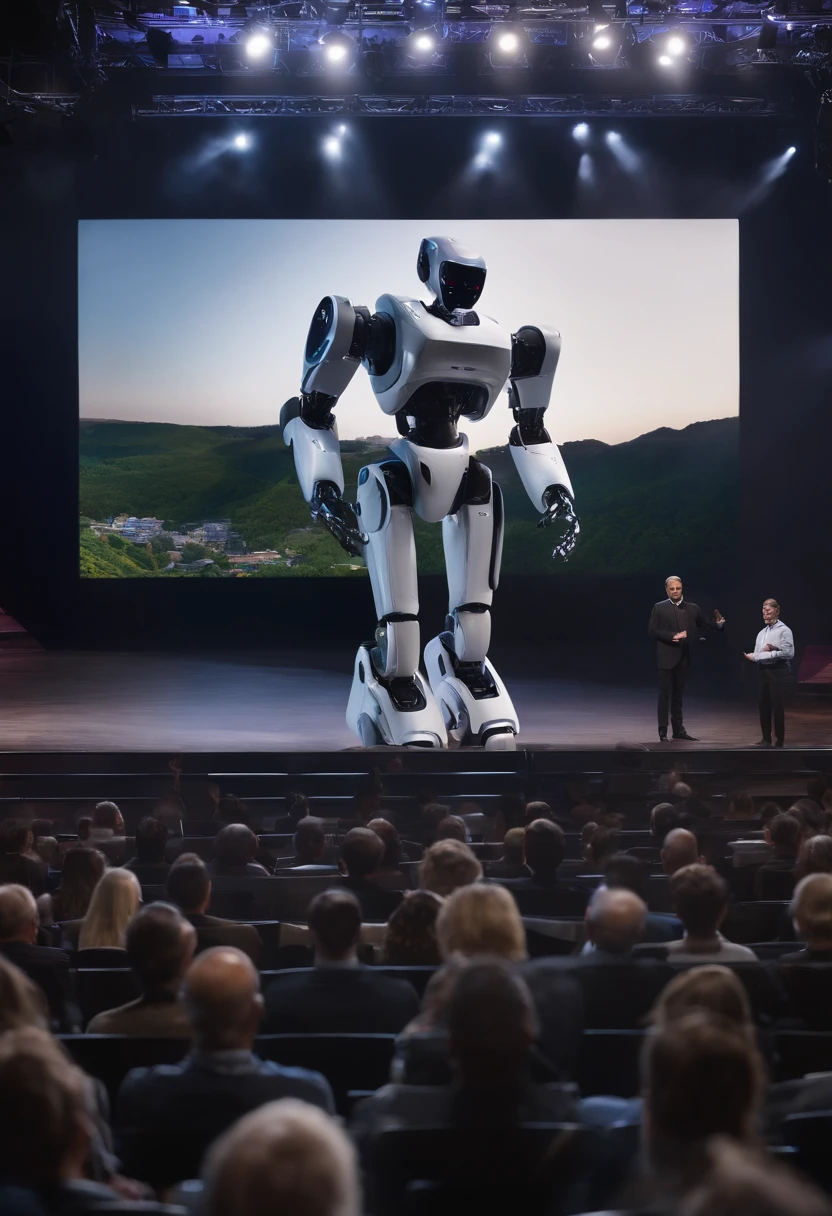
[280,236,580,750]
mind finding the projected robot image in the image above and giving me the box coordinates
[281,236,580,751]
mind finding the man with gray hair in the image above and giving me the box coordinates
[649,574,725,743]
[0,883,74,1029]
[744,597,794,748]
[204,1099,360,1216]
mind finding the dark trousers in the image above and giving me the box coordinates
[657,658,689,736]
[758,663,791,744]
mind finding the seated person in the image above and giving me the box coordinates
[351,958,579,1156]
[209,824,270,878]
[116,946,335,1174]
[497,820,587,917]
[661,828,704,877]
[667,866,759,963]
[0,884,74,1030]
[367,818,408,882]
[602,852,683,942]
[755,812,801,901]
[263,889,419,1034]
[78,867,141,952]
[339,828,402,922]
[0,821,47,897]
[203,1099,360,1216]
[124,816,170,885]
[286,818,336,873]
[87,901,196,1035]
[780,873,832,964]
[435,816,468,844]
[419,839,482,899]
[382,890,444,966]
[88,801,129,864]
[166,854,262,963]
[484,828,529,881]
[44,846,106,929]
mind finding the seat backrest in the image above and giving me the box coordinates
[255,1033,396,1114]
[74,967,141,1023]
[578,1030,646,1098]
[59,1034,190,1105]
[774,1031,832,1082]
[722,901,790,944]
[780,965,832,1028]
[781,1110,832,1187]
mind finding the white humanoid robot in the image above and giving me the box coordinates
[280,236,580,750]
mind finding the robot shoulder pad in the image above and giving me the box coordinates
[301,295,367,398]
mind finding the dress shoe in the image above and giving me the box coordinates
[753,739,772,748]
[659,734,668,743]
[775,740,784,748]
[672,731,698,741]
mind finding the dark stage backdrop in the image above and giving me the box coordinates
[2,116,831,683]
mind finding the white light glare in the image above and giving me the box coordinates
[666,34,686,56]
[245,33,271,58]
[572,122,589,141]
[323,136,342,158]
[484,130,502,147]
[233,133,250,150]
[786,145,796,156]
[473,151,490,169]
[414,33,434,51]
[592,33,612,49]
[657,53,673,65]
[497,31,520,53]
[325,42,348,62]
[337,124,348,135]
[606,129,621,144]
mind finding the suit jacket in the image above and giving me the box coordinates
[0,940,75,1030]
[0,854,47,897]
[86,991,193,1037]
[186,912,262,964]
[263,964,420,1034]
[495,874,589,918]
[339,876,403,922]
[649,598,719,669]
[555,952,674,1030]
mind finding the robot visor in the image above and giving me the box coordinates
[439,261,485,310]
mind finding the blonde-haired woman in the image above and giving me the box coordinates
[78,867,141,951]
[436,882,527,962]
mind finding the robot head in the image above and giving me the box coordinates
[417,236,486,312]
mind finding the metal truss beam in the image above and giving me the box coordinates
[133,92,787,116]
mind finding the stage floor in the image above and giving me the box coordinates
[0,649,829,753]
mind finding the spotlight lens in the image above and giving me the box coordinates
[666,35,685,55]
[592,34,612,49]
[787,145,796,154]
[573,122,589,140]
[234,134,249,149]
[657,53,673,65]
[245,33,271,58]
[497,32,519,52]
[484,131,502,147]
[606,130,621,143]
[337,123,347,134]
[415,34,434,51]
[474,151,490,169]
[323,136,341,156]
[325,43,348,62]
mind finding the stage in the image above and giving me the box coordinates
[1,647,829,754]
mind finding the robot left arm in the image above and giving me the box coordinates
[507,325,580,561]
[280,295,374,556]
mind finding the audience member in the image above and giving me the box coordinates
[339,828,402,921]
[651,964,755,1045]
[210,824,269,878]
[76,816,93,844]
[668,865,758,962]
[603,852,683,941]
[366,818,406,877]
[166,855,262,963]
[270,791,312,834]
[288,817,334,872]
[499,820,587,916]
[795,834,832,881]
[47,846,106,924]
[681,1138,832,1216]
[352,959,579,1151]
[0,1029,123,1208]
[87,902,196,1035]
[203,1099,361,1216]
[0,821,47,896]
[651,802,680,840]
[382,890,444,965]
[0,885,74,1029]
[117,947,335,1171]
[0,953,48,1031]
[755,813,801,899]
[643,1013,764,1203]
[789,798,827,841]
[419,839,482,898]
[670,781,693,802]
[124,816,170,884]
[759,801,782,829]
[779,873,832,964]
[485,827,528,880]
[413,801,452,845]
[78,867,141,951]
[212,794,253,828]
[437,883,526,962]
[662,828,704,876]
[33,836,61,873]
[263,889,419,1033]
[523,800,553,826]
[725,792,758,821]
[435,816,468,843]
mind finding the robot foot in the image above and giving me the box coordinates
[346,644,448,749]
[424,632,518,750]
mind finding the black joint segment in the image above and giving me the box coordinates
[299,392,337,430]
[348,307,372,359]
[379,613,418,624]
[455,603,490,615]
[279,397,301,434]
[510,326,546,379]
[489,482,504,592]
[380,459,413,507]
[461,457,492,505]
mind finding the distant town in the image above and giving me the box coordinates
[86,515,300,575]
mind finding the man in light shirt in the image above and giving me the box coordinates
[744,598,794,748]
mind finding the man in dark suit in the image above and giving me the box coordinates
[166,854,262,964]
[0,821,47,896]
[649,574,725,742]
[116,946,334,1180]
[0,884,75,1030]
[338,828,403,922]
[496,820,588,917]
[263,889,419,1034]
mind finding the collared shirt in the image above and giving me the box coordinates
[752,619,794,664]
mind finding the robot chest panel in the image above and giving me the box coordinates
[370,295,513,417]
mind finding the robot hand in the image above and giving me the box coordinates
[537,485,581,561]
[311,481,368,558]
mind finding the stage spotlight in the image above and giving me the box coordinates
[666,33,686,55]
[245,31,271,59]
[233,133,250,149]
[484,130,502,147]
[592,32,612,49]
[320,33,355,67]
[657,53,673,65]
[337,123,348,135]
[497,30,519,52]
[572,122,590,141]
[606,130,621,144]
[414,33,434,52]
[786,145,796,156]
[323,135,342,158]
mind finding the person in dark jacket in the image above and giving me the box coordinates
[209,824,270,878]
[0,884,75,1030]
[649,575,725,742]
[338,828,402,922]
[0,821,47,897]
[264,889,419,1034]
[125,816,171,885]
[165,854,262,964]
[497,820,588,917]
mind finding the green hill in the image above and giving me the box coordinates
[79,416,738,578]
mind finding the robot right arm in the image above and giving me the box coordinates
[280,295,380,556]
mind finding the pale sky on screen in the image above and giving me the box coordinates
[78,218,738,449]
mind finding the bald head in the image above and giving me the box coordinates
[0,884,38,944]
[662,828,702,876]
[586,887,647,955]
[184,947,263,1051]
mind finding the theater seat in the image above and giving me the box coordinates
[577,1031,645,1098]
[781,1110,832,1188]
[59,1035,190,1105]
[721,902,790,944]
[775,1032,832,1082]
[256,1033,396,1115]
[75,968,141,1025]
